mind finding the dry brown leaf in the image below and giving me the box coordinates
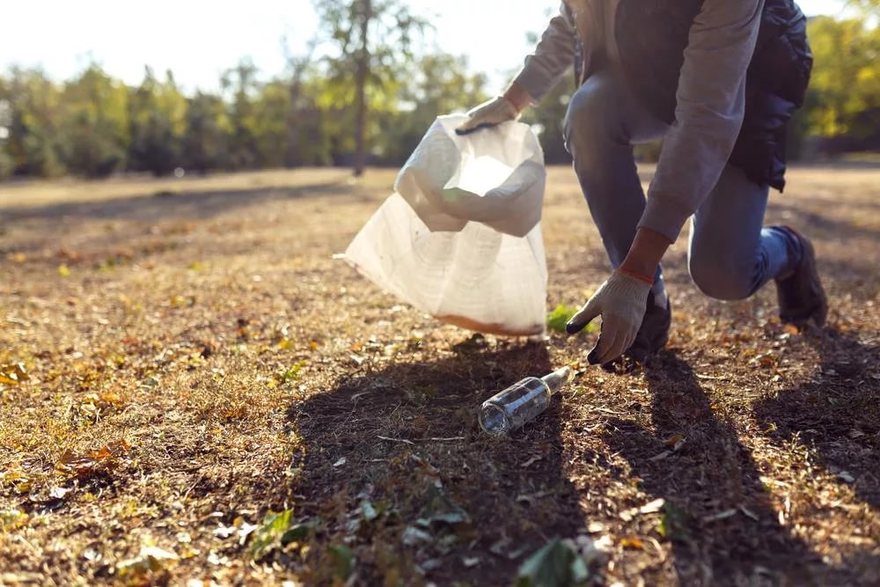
[0,363,29,386]
[663,434,686,451]
[620,536,645,550]
[56,439,131,478]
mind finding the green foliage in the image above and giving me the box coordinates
[60,64,130,178]
[221,59,261,170]
[314,0,430,174]
[516,538,589,587]
[183,91,231,174]
[0,68,66,177]
[1,10,878,180]
[128,68,186,176]
[656,502,691,542]
[328,544,356,580]
[521,75,576,165]
[806,16,880,138]
[248,509,315,560]
[546,304,578,334]
[547,304,596,334]
[379,53,488,163]
[850,0,880,17]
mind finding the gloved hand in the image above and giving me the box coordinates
[455,96,519,135]
[565,271,652,365]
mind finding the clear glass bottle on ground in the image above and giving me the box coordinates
[479,366,572,435]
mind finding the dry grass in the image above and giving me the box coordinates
[1,165,878,585]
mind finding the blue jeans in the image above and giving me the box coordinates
[563,70,801,301]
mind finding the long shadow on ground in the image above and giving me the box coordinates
[283,342,586,585]
[754,330,880,581]
[0,181,349,224]
[604,351,850,585]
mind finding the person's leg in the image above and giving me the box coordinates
[688,164,803,301]
[563,69,669,298]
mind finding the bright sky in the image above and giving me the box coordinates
[3,0,842,93]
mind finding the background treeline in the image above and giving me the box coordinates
[0,54,487,179]
[1,1,879,180]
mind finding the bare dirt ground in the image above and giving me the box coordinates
[1,165,878,586]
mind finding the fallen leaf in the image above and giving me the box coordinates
[639,498,666,514]
[401,526,432,546]
[516,538,589,586]
[837,471,856,483]
[328,545,355,580]
[49,487,71,500]
[783,323,800,335]
[419,558,443,572]
[0,509,28,531]
[214,525,236,539]
[237,521,258,546]
[116,545,178,579]
[664,434,686,451]
[703,509,738,522]
[521,455,543,468]
[360,500,378,522]
[649,451,671,462]
[0,363,28,386]
[621,498,668,521]
[56,452,99,477]
[248,510,314,560]
[620,536,645,550]
[415,485,470,527]
[280,362,306,383]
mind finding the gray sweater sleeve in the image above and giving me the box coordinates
[512,5,577,102]
[639,0,764,242]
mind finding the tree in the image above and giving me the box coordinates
[182,91,231,175]
[850,0,880,17]
[314,0,429,176]
[0,68,66,177]
[805,16,880,139]
[221,59,262,170]
[128,68,187,176]
[59,64,129,178]
[0,91,12,179]
[252,79,293,168]
[379,53,488,164]
[521,74,577,165]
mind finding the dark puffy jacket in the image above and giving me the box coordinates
[576,0,812,191]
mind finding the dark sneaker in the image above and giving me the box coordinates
[601,291,671,372]
[775,228,827,327]
[626,291,672,363]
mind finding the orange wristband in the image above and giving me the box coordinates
[618,267,655,286]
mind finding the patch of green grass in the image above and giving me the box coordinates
[546,304,597,334]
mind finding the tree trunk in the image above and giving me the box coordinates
[353,0,371,177]
[286,79,301,168]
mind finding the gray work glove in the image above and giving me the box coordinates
[566,271,652,365]
[455,96,519,135]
